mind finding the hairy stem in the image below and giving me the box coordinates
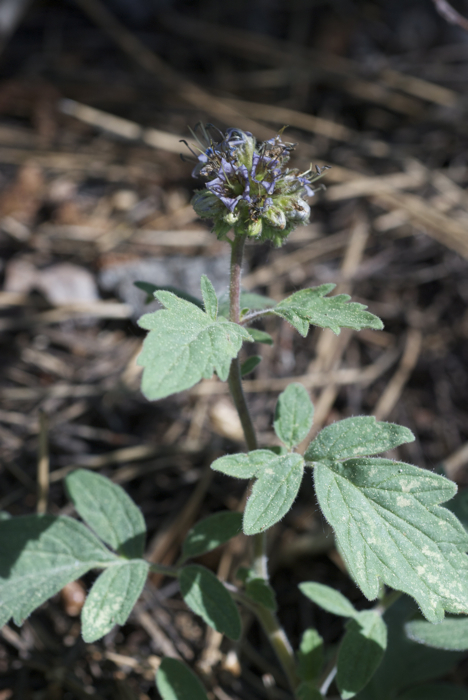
[227,234,299,694]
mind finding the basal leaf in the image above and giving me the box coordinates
[243,453,304,535]
[66,469,146,558]
[179,564,241,640]
[274,383,314,449]
[241,355,262,376]
[156,658,209,700]
[81,560,149,642]
[245,578,277,611]
[405,616,468,651]
[314,458,468,622]
[134,281,204,309]
[305,417,414,463]
[337,611,387,699]
[298,628,324,682]
[181,512,242,561]
[0,515,117,625]
[137,290,251,400]
[273,284,383,337]
[200,275,218,320]
[398,683,468,700]
[246,327,274,345]
[299,581,358,618]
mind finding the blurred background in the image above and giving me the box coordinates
[1,0,468,698]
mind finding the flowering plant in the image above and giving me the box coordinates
[2,127,468,700]
[188,124,327,245]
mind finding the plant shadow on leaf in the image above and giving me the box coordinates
[0,515,56,578]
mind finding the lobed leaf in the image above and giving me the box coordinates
[305,416,414,463]
[0,515,117,625]
[156,658,209,700]
[181,512,242,561]
[66,469,146,558]
[137,289,252,400]
[314,458,468,622]
[179,564,241,640]
[299,581,358,618]
[297,628,324,682]
[273,284,383,337]
[81,560,149,642]
[405,616,468,651]
[212,450,305,535]
[274,383,314,449]
[337,611,387,699]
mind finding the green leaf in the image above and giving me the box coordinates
[398,684,468,700]
[137,290,252,400]
[134,281,204,309]
[181,512,242,561]
[179,564,241,640]
[314,458,468,623]
[81,560,149,642]
[246,328,274,345]
[274,383,314,449]
[297,682,323,700]
[241,355,262,376]
[298,628,324,682]
[273,284,383,337]
[337,611,387,699]
[212,450,304,535]
[200,275,218,320]
[305,417,414,463]
[245,578,277,611]
[405,616,468,651]
[156,658,209,700]
[356,597,463,700]
[0,515,117,625]
[66,469,146,559]
[299,582,358,618]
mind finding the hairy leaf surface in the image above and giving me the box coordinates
[179,564,241,640]
[405,616,468,651]
[273,284,383,337]
[137,290,251,400]
[156,658,209,700]
[274,383,314,448]
[200,275,218,320]
[81,560,149,642]
[66,469,146,558]
[305,417,414,463]
[181,512,242,560]
[212,450,304,534]
[337,611,387,699]
[314,459,468,622]
[299,581,358,618]
[0,515,117,625]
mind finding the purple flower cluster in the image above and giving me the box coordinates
[186,125,327,246]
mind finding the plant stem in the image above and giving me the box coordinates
[227,234,300,694]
